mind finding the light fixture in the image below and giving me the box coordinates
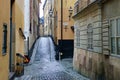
[68,6,73,20]
[49,9,53,17]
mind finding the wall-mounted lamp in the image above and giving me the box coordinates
[68,6,73,20]
[49,9,53,17]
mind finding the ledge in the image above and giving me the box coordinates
[73,1,98,19]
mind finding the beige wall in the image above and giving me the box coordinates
[15,0,25,55]
[10,0,25,71]
[0,0,10,80]
[56,0,75,41]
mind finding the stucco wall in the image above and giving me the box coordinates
[43,0,50,35]
[15,0,25,55]
[56,0,75,40]
[0,0,10,79]
[11,0,25,71]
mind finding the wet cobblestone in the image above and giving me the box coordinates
[14,37,90,80]
[31,72,74,80]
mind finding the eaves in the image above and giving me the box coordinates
[73,0,100,19]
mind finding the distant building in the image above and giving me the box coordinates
[73,0,120,80]
[39,17,44,36]
[29,0,40,50]
[43,0,51,35]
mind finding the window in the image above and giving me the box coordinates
[33,0,35,9]
[87,24,93,49]
[76,29,80,47]
[29,23,32,33]
[2,24,7,55]
[110,18,120,55]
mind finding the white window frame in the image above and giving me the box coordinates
[109,17,120,55]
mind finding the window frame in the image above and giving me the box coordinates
[2,23,7,56]
[76,29,80,47]
[109,17,120,55]
[87,24,93,50]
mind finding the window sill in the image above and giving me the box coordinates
[2,53,7,56]
[111,54,120,58]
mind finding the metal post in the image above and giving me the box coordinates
[60,0,63,61]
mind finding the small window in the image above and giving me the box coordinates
[2,24,7,55]
[76,29,80,47]
[87,24,93,49]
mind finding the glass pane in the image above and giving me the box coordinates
[111,38,115,54]
[110,20,115,37]
[117,38,120,55]
[117,19,120,36]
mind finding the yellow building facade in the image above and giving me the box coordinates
[10,0,25,73]
[0,0,10,79]
[54,0,76,58]
[0,0,25,79]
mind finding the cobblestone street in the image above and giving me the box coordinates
[15,37,90,80]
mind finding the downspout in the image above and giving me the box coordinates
[61,0,63,52]
[10,0,13,72]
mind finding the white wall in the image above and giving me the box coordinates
[24,0,30,40]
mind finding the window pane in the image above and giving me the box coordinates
[117,19,120,36]
[111,38,115,54]
[76,29,80,47]
[2,24,7,54]
[110,20,115,37]
[87,24,93,49]
[117,38,120,55]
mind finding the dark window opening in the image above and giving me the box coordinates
[2,24,7,55]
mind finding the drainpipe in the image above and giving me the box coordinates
[59,0,63,61]
[10,0,13,72]
[61,0,63,52]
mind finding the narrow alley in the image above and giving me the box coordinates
[15,37,89,80]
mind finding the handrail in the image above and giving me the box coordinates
[16,53,25,59]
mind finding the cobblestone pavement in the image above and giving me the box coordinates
[15,37,90,80]
[60,58,90,80]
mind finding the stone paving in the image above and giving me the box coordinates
[60,58,90,80]
[14,37,90,80]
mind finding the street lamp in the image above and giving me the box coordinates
[49,9,53,17]
[49,9,53,61]
[68,6,73,20]
[49,9,53,36]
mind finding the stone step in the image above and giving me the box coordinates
[14,75,32,80]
